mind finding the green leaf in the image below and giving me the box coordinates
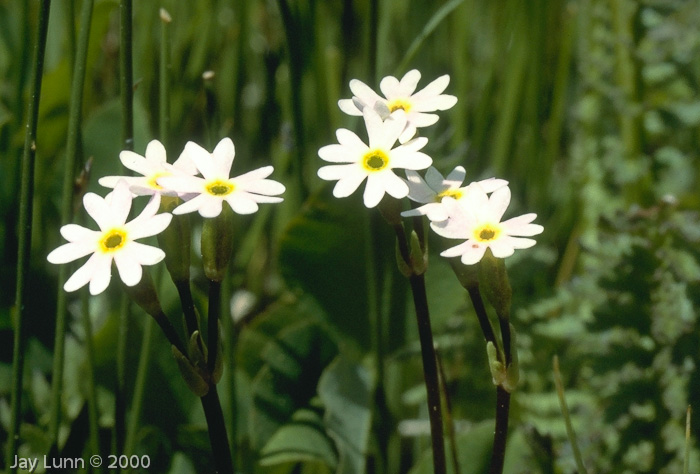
[318,356,373,474]
[278,186,372,351]
[239,297,338,450]
[259,408,338,469]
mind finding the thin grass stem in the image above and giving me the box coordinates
[684,405,692,474]
[123,317,154,459]
[81,291,101,471]
[7,1,52,470]
[49,0,94,452]
[553,355,587,474]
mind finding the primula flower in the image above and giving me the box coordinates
[338,69,457,143]
[47,180,172,295]
[401,166,508,222]
[157,138,285,217]
[99,140,197,196]
[431,185,543,265]
[318,107,432,208]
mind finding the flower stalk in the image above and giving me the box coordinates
[8,0,52,469]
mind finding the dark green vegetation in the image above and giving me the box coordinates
[1,0,699,472]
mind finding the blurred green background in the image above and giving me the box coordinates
[2,0,700,472]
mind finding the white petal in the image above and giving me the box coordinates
[391,150,432,171]
[158,175,205,194]
[172,148,199,175]
[413,94,457,112]
[501,214,543,236]
[172,194,211,215]
[238,178,285,196]
[338,98,363,116]
[411,74,450,100]
[487,186,511,223]
[379,75,401,98]
[83,193,112,230]
[318,163,356,181]
[63,253,105,293]
[405,170,435,203]
[197,198,224,218]
[145,140,167,163]
[319,144,361,164]
[459,244,488,265]
[444,166,466,189]
[474,178,509,194]
[488,240,516,259]
[440,241,473,258]
[363,174,386,208]
[348,79,384,105]
[185,141,218,179]
[124,241,166,265]
[119,150,154,176]
[114,249,144,287]
[398,124,417,144]
[397,70,421,96]
[234,166,274,182]
[60,224,97,242]
[336,128,368,151]
[225,194,260,214]
[408,112,439,127]
[47,241,96,264]
[109,180,134,226]
[332,169,367,198]
[127,213,172,240]
[380,171,409,199]
[212,137,235,175]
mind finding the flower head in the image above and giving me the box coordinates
[318,107,432,208]
[99,140,197,196]
[157,138,285,217]
[431,185,543,265]
[47,180,173,295]
[401,166,508,222]
[338,70,457,143]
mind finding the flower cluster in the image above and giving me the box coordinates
[319,70,543,264]
[49,138,284,294]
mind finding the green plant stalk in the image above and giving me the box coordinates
[49,0,93,451]
[465,285,499,353]
[116,0,134,459]
[123,317,154,458]
[489,386,510,474]
[200,385,234,474]
[553,355,586,474]
[684,405,691,474]
[207,280,222,374]
[276,0,307,199]
[436,352,461,474]
[7,1,52,470]
[81,292,101,470]
[408,273,447,474]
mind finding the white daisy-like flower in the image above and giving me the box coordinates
[338,69,457,143]
[431,185,543,265]
[401,166,509,222]
[98,139,198,196]
[47,180,173,295]
[318,107,432,208]
[157,137,285,217]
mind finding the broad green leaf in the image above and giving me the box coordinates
[318,356,373,474]
[278,185,372,351]
[259,408,338,469]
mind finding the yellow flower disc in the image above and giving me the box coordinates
[99,228,128,253]
[436,189,463,202]
[205,180,235,196]
[473,223,502,243]
[147,171,171,190]
[388,98,412,113]
[362,149,389,172]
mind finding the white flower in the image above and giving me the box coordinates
[431,185,543,265]
[318,107,432,208]
[338,69,457,143]
[157,138,285,217]
[401,166,509,222]
[47,180,172,295]
[98,140,197,196]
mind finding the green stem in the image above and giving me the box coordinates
[553,355,587,474]
[175,281,199,339]
[207,280,222,374]
[7,1,52,470]
[200,385,234,474]
[436,352,461,474]
[276,0,308,199]
[489,386,510,474]
[465,285,498,352]
[124,317,154,459]
[684,405,691,474]
[116,0,134,459]
[82,288,101,471]
[50,0,93,451]
[408,273,446,474]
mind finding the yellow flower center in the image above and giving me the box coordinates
[205,180,235,196]
[147,171,171,190]
[362,149,389,172]
[99,228,128,253]
[436,189,463,202]
[388,98,412,113]
[473,223,502,243]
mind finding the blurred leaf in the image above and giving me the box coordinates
[318,355,372,474]
[278,185,371,351]
[259,408,338,468]
[240,296,338,450]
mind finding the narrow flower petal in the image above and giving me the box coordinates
[319,144,361,163]
[234,166,274,182]
[60,224,98,242]
[380,171,409,199]
[363,174,386,208]
[114,250,144,287]
[63,253,103,293]
[332,169,367,198]
[238,178,286,196]
[338,98,363,116]
[48,241,97,264]
[87,253,113,295]
[487,186,511,223]
[225,195,260,214]
[212,137,235,175]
